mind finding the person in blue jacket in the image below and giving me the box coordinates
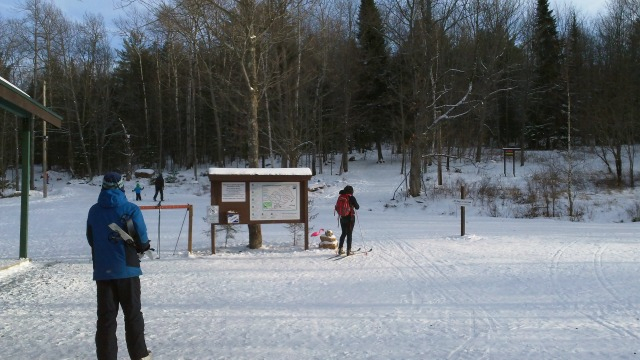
[132,181,144,201]
[86,172,152,360]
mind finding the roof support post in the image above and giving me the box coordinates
[0,76,62,260]
[19,116,32,259]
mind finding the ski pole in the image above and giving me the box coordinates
[173,208,189,255]
[355,210,367,250]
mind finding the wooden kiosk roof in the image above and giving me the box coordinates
[208,167,313,181]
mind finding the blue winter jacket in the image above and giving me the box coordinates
[86,188,150,281]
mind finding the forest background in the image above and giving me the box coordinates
[0,0,638,204]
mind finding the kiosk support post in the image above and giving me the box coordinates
[461,186,465,236]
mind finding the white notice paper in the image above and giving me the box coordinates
[221,182,246,202]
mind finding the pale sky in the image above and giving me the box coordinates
[47,0,134,31]
[0,0,610,22]
[0,0,610,35]
[0,0,132,29]
[58,0,608,20]
[552,0,608,16]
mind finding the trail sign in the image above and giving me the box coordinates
[453,199,472,206]
[503,147,522,176]
[207,168,312,254]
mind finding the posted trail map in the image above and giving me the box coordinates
[250,182,300,221]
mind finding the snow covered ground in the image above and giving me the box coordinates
[2,150,640,359]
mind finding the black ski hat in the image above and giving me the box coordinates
[102,172,124,191]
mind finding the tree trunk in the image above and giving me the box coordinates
[475,104,486,163]
[376,141,383,163]
[207,69,223,167]
[628,144,635,188]
[246,29,262,249]
[136,46,150,144]
[341,132,349,174]
[186,76,194,170]
[341,91,350,173]
[155,46,164,169]
[67,71,92,177]
[173,55,182,168]
[615,143,622,186]
[409,138,422,197]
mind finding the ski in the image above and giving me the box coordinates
[108,223,136,246]
[108,223,154,260]
[326,248,361,260]
[353,248,373,255]
[333,248,372,260]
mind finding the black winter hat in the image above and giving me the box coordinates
[102,172,124,191]
[343,185,354,194]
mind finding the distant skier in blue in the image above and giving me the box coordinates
[132,181,144,201]
[86,172,152,360]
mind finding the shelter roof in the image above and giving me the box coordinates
[0,76,62,127]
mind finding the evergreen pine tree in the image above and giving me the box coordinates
[528,0,564,149]
[355,0,390,162]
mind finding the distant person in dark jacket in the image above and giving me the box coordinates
[153,173,164,202]
[86,172,152,360]
[337,185,360,255]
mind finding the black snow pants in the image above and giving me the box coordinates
[338,215,355,252]
[95,277,149,360]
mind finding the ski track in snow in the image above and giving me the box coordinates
[550,239,639,342]
[592,243,640,325]
[371,236,498,360]
[0,261,96,359]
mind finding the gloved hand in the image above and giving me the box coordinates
[136,241,151,253]
[137,242,154,260]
